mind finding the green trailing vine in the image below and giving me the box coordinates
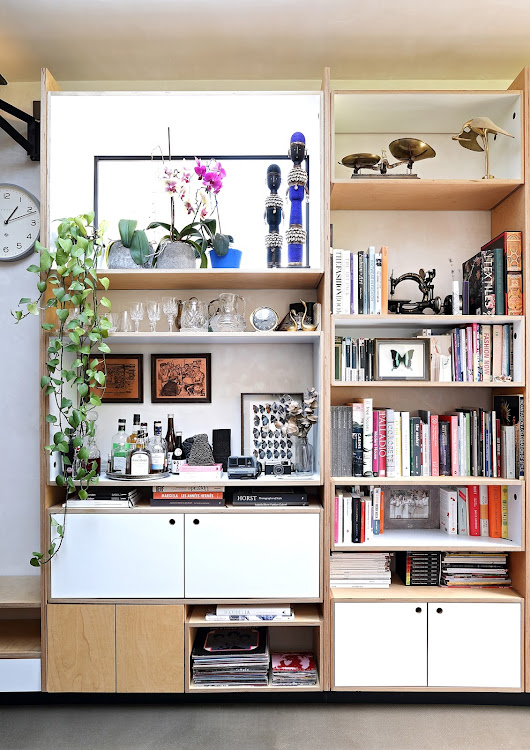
[12,212,111,566]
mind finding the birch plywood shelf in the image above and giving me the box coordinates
[333,528,523,552]
[0,621,41,659]
[0,577,40,608]
[331,578,524,603]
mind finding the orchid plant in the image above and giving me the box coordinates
[149,158,231,268]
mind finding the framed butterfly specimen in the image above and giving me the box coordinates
[374,338,430,381]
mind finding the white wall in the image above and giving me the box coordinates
[0,76,511,575]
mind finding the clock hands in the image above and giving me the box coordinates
[5,210,37,224]
[4,206,18,224]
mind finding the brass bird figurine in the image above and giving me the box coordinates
[452,117,514,179]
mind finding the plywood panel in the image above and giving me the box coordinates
[116,605,184,693]
[0,577,40,608]
[47,604,115,693]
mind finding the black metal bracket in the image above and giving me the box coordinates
[0,98,40,161]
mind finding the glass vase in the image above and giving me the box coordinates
[295,435,313,474]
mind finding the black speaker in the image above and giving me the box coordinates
[212,429,231,471]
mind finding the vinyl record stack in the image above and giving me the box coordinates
[271,652,318,686]
[191,628,270,687]
[441,552,511,587]
[330,552,391,588]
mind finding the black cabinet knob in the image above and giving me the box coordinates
[436,607,443,614]
[169,518,175,525]
[415,607,422,613]
[193,518,200,525]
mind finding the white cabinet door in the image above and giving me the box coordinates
[0,660,41,692]
[50,514,184,598]
[334,602,427,688]
[428,602,521,689]
[184,513,320,599]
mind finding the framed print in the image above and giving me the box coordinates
[374,338,430,381]
[151,353,211,403]
[384,485,439,530]
[96,354,143,403]
[240,393,301,465]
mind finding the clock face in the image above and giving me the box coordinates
[0,184,40,262]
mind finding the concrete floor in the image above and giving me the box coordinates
[1,703,530,750]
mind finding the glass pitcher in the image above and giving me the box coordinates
[208,293,246,332]
[180,297,208,332]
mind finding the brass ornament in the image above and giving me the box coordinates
[340,139,435,178]
[452,117,514,179]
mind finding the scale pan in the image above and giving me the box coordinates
[341,153,380,169]
[389,138,436,162]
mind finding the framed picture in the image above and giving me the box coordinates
[96,354,143,403]
[384,485,439,530]
[374,338,430,381]
[240,393,301,464]
[151,353,211,403]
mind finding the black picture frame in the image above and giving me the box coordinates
[97,354,143,403]
[374,338,431,381]
[151,353,211,404]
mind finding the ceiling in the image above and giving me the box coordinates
[1,0,530,83]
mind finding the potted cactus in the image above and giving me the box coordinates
[106,219,152,269]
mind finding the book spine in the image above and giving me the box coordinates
[358,250,365,314]
[430,415,439,476]
[496,418,502,478]
[457,487,469,535]
[380,489,385,533]
[351,252,359,315]
[468,486,481,536]
[385,409,395,478]
[373,487,381,535]
[506,273,523,316]
[491,411,497,478]
[360,498,366,543]
[394,412,402,478]
[364,497,372,541]
[479,485,489,536]
[344,493,352,543]
[368,246,376,314]
[334,494,339,544]
[375,251,382,315]
[482,325,491,382]
[401,412,410,478]
[341,249,351,315]
[352,495,361,543]
[501,485,509,540]
[494,246,505,315]
[488,485,502,538]
[482,249,495,314]
[332,248,342,315]
[439,420,451,476]
[380,246,389,315]
[519,397,525,479]
[410,417,421,477]
[372,410,379,476]
[466,326,473,381]
[439,487,458,535]
[492,325,503,378]
[362,398,373,477]
[378,409,387,477]
[152,492,224,499]
[337,489,344,544]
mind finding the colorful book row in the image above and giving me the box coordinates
[332,246,388,315]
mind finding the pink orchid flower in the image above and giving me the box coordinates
[214,161,226,178]
[181,170,191,183]
[200,206,209,219]
[194,158,207,178]
[165,180,177,193]
[204,171,223,193]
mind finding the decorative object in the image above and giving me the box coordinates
[384,486,439,530]
[388,268,442,314]
[151,353,211,403]
[452,117,514,179]
[106,219,151,269]
[374,338,430,381]
[149,139,231,268]
[227,456,262,480]
[12,212,110,566]
[209,237,242,269]
[265,163,283,268]
[162,296,180,332]
[0,183,40,262]
[341,139,436,178]
[187,434,215,465]
[146,300,161,332]
[209,292,246,332]
[129,302,145,332]
[250,307,279,332]
[280,388,318,474]
[286,132,308,267]
[212,428,232,472]
[240,393,300,468]
[95,354,143,403]
[180,296,208,332]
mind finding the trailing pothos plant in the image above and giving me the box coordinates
[12,212,111,567]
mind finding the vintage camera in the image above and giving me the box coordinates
[265,461,292,477]
[227,455,262,480]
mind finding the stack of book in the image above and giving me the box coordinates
[441,553,511,587]
[179,463,224,481]
[191,627,270,687]
[332,246,388,315]
[334,487,384,544]
[331,397,524,480]
[462,231,522,316]
[396,552,441,586]
[440,485,511,539]
[334,325,514,383]
[150,485,225,507]
[330,552,391,588]
[231,488,308,506]
[204,605,293,622]
[271,652,317,686]
[65,488,141,508]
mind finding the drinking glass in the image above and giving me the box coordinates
[118,310,132,333]
[130,302,145,333]
[146,301,161,333]
[162,296,179,332]
[102,312,118,333]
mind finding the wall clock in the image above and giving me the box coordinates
[0,183,41,262]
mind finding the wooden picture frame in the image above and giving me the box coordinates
[151,353,211,404]
[374,338,431,381]
[97,354,143,403]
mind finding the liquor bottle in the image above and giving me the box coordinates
[128,414,141,444]
[141,422,149,441]
[111,419,129,474]
[149,421,167,474]
[172,431,184,474]
[165,414,176,466]
[127,428,151,476]
[86,434,101,476]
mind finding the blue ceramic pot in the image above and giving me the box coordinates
[209,247,242,269]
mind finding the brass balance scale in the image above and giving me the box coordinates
[341,138,436,178]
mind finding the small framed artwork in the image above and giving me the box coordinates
[384,485,439,530]
[151,353,211,403]
[96,354,143,403]
[240,393,301,464]
[374,338,430,381]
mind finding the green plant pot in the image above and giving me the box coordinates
[156,241,197,269]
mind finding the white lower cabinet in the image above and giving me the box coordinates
[427,602,521,689]
[50,514,184,599]
[184,513,321,599]
[334,601,522,690]
[334,602,427,687]
[0,660,41,692]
